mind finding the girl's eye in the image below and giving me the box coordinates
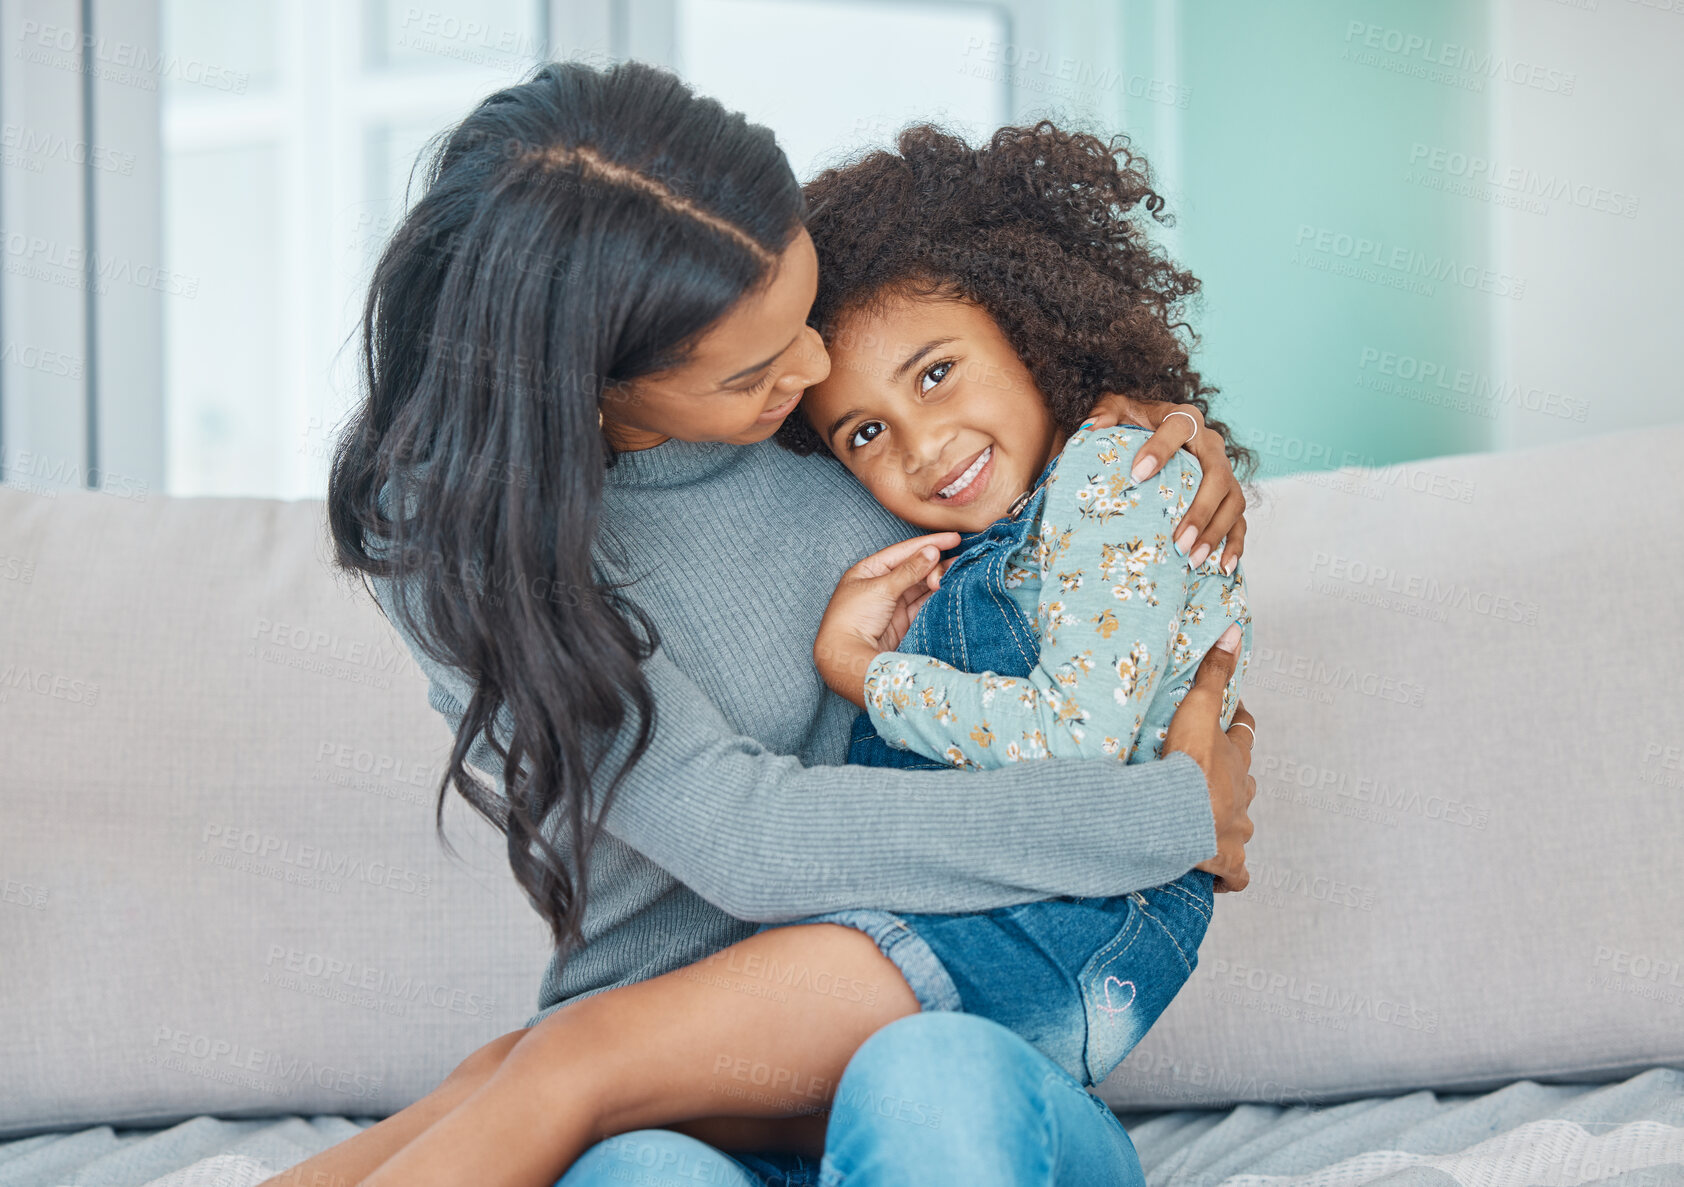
[919,360,953,395]
[847,421,886,450]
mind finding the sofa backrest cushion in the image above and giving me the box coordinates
[1098,424,1684,1109]
[2,424,1681,1135]
[0,489,550,1138]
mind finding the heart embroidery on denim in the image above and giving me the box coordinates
[1097,975,1136,1015]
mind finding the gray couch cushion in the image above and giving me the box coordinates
[1098,424,1684,1108]
[2,425,1681,1136]
[0,490,550,1138]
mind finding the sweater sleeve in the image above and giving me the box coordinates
[374,572,1216,921]
[862,426,1211,768]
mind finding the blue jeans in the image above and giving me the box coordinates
[555,1014,1148,1186]
[796,443,1214,1087]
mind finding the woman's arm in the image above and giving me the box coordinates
[383,575,1218,918]
[1086,396,1248,572]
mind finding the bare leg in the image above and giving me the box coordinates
[254,1029,528,1187]
[362,923,920,1187]
[253,1032,824,1187]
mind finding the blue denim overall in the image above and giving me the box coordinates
[844,461,1059,773]
[785,457,1215,1089]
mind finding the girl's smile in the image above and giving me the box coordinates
[933,444,994,505]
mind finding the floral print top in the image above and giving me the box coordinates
[864,426,1252,769]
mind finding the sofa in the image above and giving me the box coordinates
[2,425,1682,1186]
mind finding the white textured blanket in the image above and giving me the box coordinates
[1,1069,1680,1187]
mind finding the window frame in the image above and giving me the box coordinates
[2,0,1173,497]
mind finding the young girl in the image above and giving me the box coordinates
[353,122,1251,1187]
[776,119,1251,1097]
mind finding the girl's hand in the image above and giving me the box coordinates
[1083,394,1248,574]
[814,533,960,709]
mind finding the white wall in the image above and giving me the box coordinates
[1491,0,1684,450]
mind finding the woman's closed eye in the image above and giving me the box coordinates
[731,371,776,396]
[919,359,953,395]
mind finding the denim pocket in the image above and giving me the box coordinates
[1076,874,1214,1086]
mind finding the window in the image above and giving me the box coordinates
[674,0,1007,182]
[159,0,552,498]
[3,0,1104,500]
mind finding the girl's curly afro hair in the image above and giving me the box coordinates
[777,121,1250,477]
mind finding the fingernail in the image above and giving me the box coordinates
[1223,553,1238,575]
[1216,623,1241,652]
[1174,526,1196,556]
[1189,543,1211,569]
[1131,457,1156,484]
[1080,419,1095,431]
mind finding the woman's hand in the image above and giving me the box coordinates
[1084,393,1247,574]
[814,533,960,709]
[1163,624,1256,892]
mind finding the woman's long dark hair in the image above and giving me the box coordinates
[327,61,803,952]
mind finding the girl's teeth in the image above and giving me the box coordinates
[940,446,991,499]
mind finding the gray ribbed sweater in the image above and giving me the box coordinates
[374,436,1216,1025]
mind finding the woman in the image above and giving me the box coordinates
[278,60,1256,1187]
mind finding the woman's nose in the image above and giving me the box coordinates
[778,325,830,391]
